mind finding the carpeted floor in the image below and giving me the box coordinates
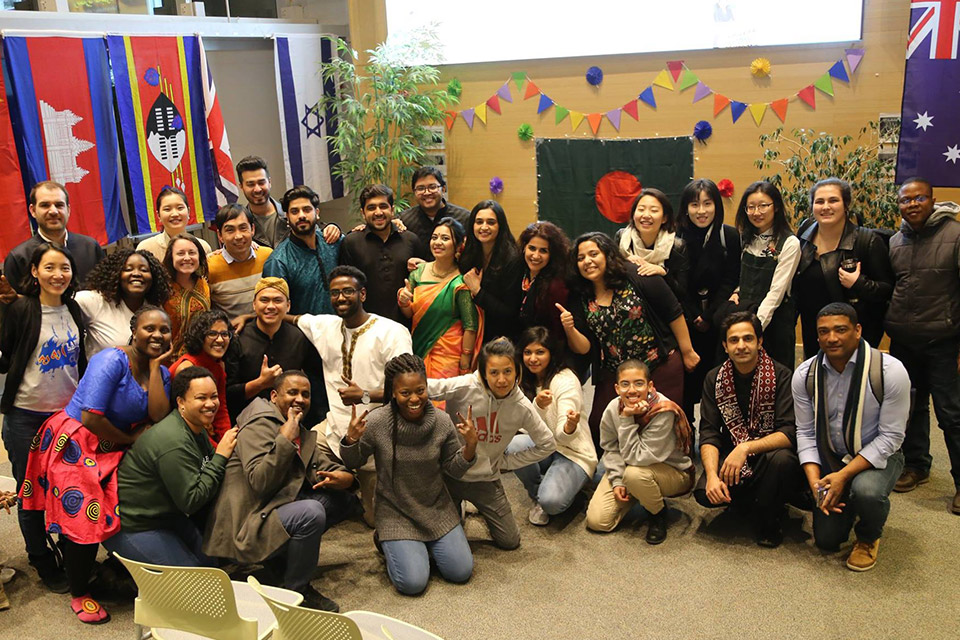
[1,425,958,639]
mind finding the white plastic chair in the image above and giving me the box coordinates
[247,576,444,640]
[115,554,302,640]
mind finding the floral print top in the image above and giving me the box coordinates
[584,286,662,373]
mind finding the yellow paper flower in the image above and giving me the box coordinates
[750,57,771,77]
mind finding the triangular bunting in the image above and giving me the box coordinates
[730,101,747,123]
[639,86,657,108]
[497,83,512,103]
[554,105,569,124]
[693,81,713,103]
[813,73,834,96]
[475,102,488,124]
[652,69,674,90]
[828,60,850,83]
[749,103,767,126]
[444,110,457,130]
[606,108,622,131]
[770,98,788,122]
[677,69,699,91]
[537,93,554,114]
[845,48,864,74]
[622,100,639,120]
[713,94,731,116]
[570,110,584,131]
[666,60,685,82]
[586,112,603,135]
[524,81,540,100]
[797,85,816,108]
[461,108,475,129]
[486,94,502,114]
[511,72,527,92]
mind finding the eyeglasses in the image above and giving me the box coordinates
[616,380,647,391]
[330,288,358,298]
[205,330,230,340]
[745,202,774,214]
[413,184,442,194]
[898,195,930,206]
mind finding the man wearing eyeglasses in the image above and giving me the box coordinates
[340,184,424,325]
[398,167,471,248]
[885,178,960,514]
[694,311,801,547]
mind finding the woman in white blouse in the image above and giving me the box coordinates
[726,181,800,369]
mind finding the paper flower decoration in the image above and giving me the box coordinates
[517,123,534,141]
[446,78,462,98]
[718,179,735,198]
[585,66,604,86]
[489,176,504,195]
[693,120,713,143]
[750,57,771,77]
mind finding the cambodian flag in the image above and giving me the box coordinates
[896,0,960,186]
[3,35,126,245]
[107,35,217,234]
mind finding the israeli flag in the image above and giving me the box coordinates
[274,34,344,200]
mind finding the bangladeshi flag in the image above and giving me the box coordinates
[107,35,217,234]
[536,137,693,239]
[3,35,125,246]
[0,45,31,258]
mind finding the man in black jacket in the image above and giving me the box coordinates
[885,177,960,514]
[398,166,470,249]
[1,181,104,301]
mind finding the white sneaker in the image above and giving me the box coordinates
[0,567,14,584]
[528,503,549,526]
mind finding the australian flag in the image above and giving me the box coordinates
[896,1,960,187]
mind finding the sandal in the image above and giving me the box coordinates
[71,595,110,624]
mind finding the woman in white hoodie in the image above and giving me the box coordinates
[428,338,556,549]
[512,327,597,526]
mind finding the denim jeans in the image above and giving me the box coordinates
[506,435,589,516]
[103,516,214,567]
[380,525,473,596]
[890,337,960,488]
[1,408,55,558]
[813,451,904,549]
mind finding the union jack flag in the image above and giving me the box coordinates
[906,1,959,59]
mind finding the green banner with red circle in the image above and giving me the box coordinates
[535,136,693,240]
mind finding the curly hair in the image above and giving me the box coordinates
[162,233,209,282]
[517,221,571,309]
[172,366,215,401]
[181,309,232,356]
[20,243,79,300]
[569,232,632,296]
[128,304,170,346]
[83,248,171,306]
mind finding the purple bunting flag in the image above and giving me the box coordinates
[497,83,512,103]
[606,108,622,131]
[845,48,865,74]
[692,81,713,103]
[461,108,476,129]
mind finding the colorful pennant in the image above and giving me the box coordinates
[693,81,713,102]
[666,60,685,82]
[749,102,767,125]
[497,83,512,103]
[677,69,699,91]
[813,73,834,96]
[586,112,603,134]
[845,48,864,74]
[511,72,527,91]
[770,98,788,122]
[622,100,639,120]
[639,86,657,108]
[714,94,731,116]
[730,101,747,123]
[570,110,584,131]
[475,102,488,124]
[828,60,849,83]
[797,85,816,108]
[537,94,554,114]
[524,81,540,100]
[486,94,502,114]
[606,108,622,131]
[554,105,569,124]
[461,108,475,129]
[652,70,674,90]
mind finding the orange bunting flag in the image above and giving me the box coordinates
[749,103,767,126]
[486,94,502,115]
[713,94,731,116]
[770,98,788,122]
[797,85,816,109]
[524,81,540,100]
[586,112,603,135]
[444,110,457,130]
[622,99,639,120]
[570,110,584,131]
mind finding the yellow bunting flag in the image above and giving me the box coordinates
[652,70,674,90]
[586,113,603,135]
[570,110,584,131]
[749,103,767,126]
[475,103,488,124]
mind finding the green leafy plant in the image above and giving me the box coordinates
[754,121,901,230]
[317,32,458,213]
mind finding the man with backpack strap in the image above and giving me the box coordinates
[793,303,910,572]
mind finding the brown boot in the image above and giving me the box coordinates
[846,538,880,572]
[894,468,929,493]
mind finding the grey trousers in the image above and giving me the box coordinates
[444,477,520,550]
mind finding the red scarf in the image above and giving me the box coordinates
[714,348,777,479]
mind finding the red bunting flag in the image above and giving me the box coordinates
[797,85,817,108]
[622,100,639,120]
[713,94,731,116]
[666,60,685,82]
[524,81,540,99]
[486,94,502,115]
[770,98,789,122]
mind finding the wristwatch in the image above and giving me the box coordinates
[361,390,371,404]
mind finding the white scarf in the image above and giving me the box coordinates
[619,226,675,265]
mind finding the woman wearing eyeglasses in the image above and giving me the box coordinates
[170,310,233,442]
[725,181,801,370]
[793,178,894,358]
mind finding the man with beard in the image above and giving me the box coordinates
[263,186,343,315]
[204,370,353,611]
[293,266,412,527]
[235,156,340,249]
[340,184,423,325]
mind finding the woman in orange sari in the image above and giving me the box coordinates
[162,234,210,355]
[398,218,482,379]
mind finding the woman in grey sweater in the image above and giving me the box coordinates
[340,354,478,596]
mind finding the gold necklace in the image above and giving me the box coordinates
[430,262,458,279]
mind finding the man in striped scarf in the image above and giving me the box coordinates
[793,302,910,572]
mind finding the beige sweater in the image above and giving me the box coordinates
[534,369,598,478]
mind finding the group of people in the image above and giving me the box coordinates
[0,159,958,620]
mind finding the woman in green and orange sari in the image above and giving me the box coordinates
[398,218,482,379]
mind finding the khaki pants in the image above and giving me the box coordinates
[586,464,693,533]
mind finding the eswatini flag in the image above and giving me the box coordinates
[3,35,125,245]
[107,35,217,234]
